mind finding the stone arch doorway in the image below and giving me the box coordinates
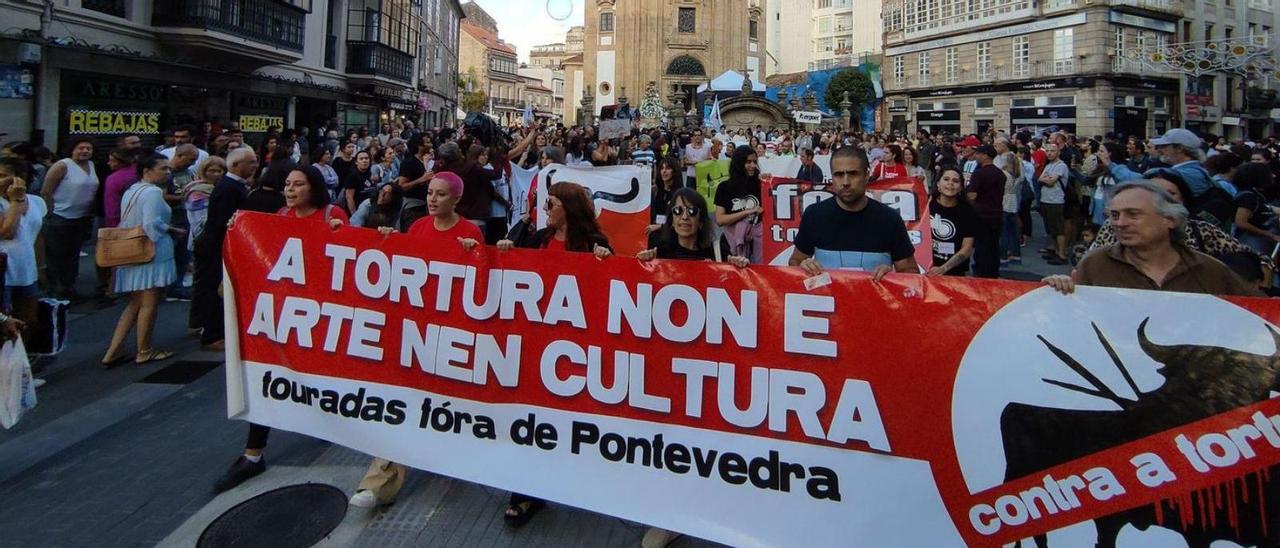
[664,55,706,112]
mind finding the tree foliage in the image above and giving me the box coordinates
[824,69,875,113]
[461,90,488,113]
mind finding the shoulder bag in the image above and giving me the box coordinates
[95,186,156,268]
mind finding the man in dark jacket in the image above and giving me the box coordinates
[192,148,257,350]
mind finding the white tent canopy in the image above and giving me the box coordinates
[697,70,765,94]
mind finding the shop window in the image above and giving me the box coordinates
[942,102,960,110]
[1011,98,1036,107]
[1047,96,1074,106]
[975,98,994,109]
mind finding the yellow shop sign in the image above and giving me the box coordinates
[67,109,160,134]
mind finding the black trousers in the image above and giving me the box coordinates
[247,423,270,451]
[192,245,224,344]
[44,214,94,295]
[972,221,1002,279]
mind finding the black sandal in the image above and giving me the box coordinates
[503,499,545,528]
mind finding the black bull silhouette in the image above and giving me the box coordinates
[999,319,1280,547]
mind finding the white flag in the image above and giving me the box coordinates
[705,97,723,134]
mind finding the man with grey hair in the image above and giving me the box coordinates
[630,134,655,166]
[1098,128,1216,198]
[194,147,258,350]
[1043,179,1259,296]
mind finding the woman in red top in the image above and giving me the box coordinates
[870,144,909,181]
[407,172,483,248]
[279,166,349,229]
[212,164,347,495]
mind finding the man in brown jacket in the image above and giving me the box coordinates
[1043,179,1261,297]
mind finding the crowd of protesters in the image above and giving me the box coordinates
[3,113,1280,547]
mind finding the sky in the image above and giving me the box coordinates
[471,0,584,63]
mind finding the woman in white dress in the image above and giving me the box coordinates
[101,155,186,367]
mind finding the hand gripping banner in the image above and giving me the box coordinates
[224,212,1280,547]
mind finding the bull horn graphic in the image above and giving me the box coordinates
[590,177,641,204]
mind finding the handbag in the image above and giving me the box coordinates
[95,186,156,268]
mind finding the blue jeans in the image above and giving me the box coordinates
[1000,212,1022,258]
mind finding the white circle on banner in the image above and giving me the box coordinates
[950,287,1278,546]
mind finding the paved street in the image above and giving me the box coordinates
[0,235,1068,547]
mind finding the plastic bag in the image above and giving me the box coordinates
[0,338,37,429]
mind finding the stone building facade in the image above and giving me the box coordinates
[881,0,1187,139]
[583,0,767,116]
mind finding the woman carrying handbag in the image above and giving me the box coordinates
[99,155,185,368]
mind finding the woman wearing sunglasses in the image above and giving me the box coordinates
[494,181,610,527]
[497,181,612,259]
[632,187,746,548]
[638,188,749,267]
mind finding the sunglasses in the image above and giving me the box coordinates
[670,205,700,218]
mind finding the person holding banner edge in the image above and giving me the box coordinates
[789,146,919,279]
[495,181,612,526]
[212,165,346,494]
[347,171,479,509]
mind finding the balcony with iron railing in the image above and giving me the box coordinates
[152,0,306,62]
[346,41,415,84]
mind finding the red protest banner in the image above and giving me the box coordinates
[224,212,1280,547]
[761,176,933,269]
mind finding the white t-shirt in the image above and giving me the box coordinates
[51,158,98,219]
[0,195,47,286]
[684,143,710,179]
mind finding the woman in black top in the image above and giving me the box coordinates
[928,164,981,276]
[714,145,765,263]
[331,141,357,183]
[341,149,374,214]
[639,188,749,266]
[1232,162,1279,254]
[647,156,683,238]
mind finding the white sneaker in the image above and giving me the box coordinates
[349,490,379,508]
[641,527,681,548]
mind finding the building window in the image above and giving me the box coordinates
[1114,28,1125,71]
[347,0,421,55]
[976,41,991,80]
[918,51,930,86]
[678,7,696,33]
[1134,31,1146,73]
[1011,98,1035,107]
[666,55,706,76]
[1013,36,1029,77]
[83,0,126,17]
[600,11,614,32]
[945,47,957,84]
[1047,95,1075,106]
[749,19,758,40]
[1053,28,1074,75]
[894,56,905,85]
[1204,23,1214,41]
[975,97,994,109]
